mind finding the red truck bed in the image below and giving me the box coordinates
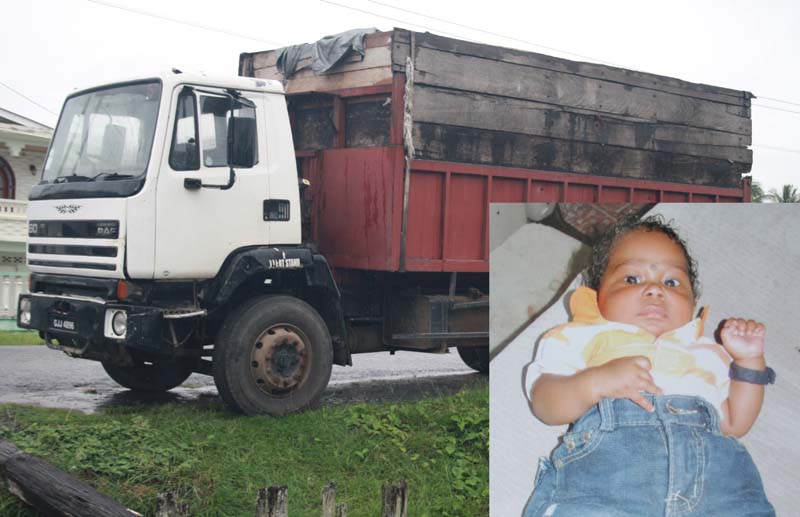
[242,29,752,275]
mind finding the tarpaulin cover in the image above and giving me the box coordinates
[276,28,378,77]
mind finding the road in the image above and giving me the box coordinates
[0,345,486,413]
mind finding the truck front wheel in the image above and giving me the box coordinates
[456,346,490,374]
[213,296,333,415]
[102,358,193,392]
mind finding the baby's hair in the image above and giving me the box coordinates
[584,215,700,299]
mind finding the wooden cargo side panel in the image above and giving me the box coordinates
[413,86,751,162]
[408,31,751,107]
[309,147,404,271]
[412,46,750,135]
[412,122,746,188]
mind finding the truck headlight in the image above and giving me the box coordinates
[19,298,31,325]
[112,311,127,336]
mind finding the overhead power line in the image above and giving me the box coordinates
[751,144,800,155]
[319,0,481,42]
[752,103,800,115]
[368,0,622,67]
[758,96,800,107]
[0,80,59,116]
[369,0,800,108]
[87,0,286,47]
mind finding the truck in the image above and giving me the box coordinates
[17,29,753,415]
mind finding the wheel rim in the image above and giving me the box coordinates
[249,324,311,396]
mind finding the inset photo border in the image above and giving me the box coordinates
[490,203,800,516]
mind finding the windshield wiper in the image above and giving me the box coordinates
[91,172,135,181]
[53,175,92,183]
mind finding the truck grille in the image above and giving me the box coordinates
[28,244,118,257]
[27,220,121,274]
[28,260,117,271]
[28,220,119,239]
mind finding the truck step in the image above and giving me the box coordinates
[163,308,207,319]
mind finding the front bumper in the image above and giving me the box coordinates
[17,292,164,352]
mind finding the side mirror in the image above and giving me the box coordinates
[227,115,257,168]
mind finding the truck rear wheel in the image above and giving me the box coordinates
[213,295,333,415]
[456,346,490,374]
[102,359,193,392]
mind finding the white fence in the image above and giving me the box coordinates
[0,273,27,319]
[0,199,28,243]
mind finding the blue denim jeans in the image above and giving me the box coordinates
[524,395,775,516]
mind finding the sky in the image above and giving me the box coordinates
[2,0,798,192]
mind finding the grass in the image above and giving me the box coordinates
[0,383,488,516]
[0,331,42,346]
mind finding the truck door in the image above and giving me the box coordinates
[155,85,269,280]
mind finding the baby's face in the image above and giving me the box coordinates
[597,230,695,337]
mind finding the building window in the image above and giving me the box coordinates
[0,157,16,199]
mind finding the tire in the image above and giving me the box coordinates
[102,359,193,392]
[213,295,333,415]
[457,345,490,374]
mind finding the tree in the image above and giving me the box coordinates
[751,181,767,202]
[766,184,800,203]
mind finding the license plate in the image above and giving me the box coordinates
[50,317,77,332]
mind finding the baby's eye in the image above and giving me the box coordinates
[664,278,680,287]
[624,276,641,284]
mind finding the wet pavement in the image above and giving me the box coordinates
[0,345,486,413]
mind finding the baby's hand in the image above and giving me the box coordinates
[720,318,766,360]
[587,356,663,412]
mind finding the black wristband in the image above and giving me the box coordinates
[729,362,776,385]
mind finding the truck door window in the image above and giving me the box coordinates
[169,90,199,171]
[199,95,259,168]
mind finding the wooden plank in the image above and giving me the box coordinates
[413,31,751,107]
[391,30,411,72]
[412,159,747,199]
[258,67,394,94]
[155,492,181,517]
[413,46,751,135]
[322,482,336,517]
[412,122,747,188]
[238,52,254,77]
[0,438,136,517]
[392,42,411,72]
[381,481,408,517]
[412,86,751,162]
[254,486,288,517]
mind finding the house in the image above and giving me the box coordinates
[0,107,52,329]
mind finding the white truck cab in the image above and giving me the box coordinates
[19,71,346,415]
[27,71,300,280]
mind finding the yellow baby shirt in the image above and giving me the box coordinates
[525,286,732,416]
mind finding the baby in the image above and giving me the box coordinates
[524,216,775,516]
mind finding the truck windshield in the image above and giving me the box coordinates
[41,81,161,183]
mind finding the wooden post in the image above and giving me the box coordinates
[155,492,180,517]
[336,503,348,517]
[255,488,268,517]
[321,481,336,517]
[0,438,137,517]
[254,485,288,517]
[381,481,408,517]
